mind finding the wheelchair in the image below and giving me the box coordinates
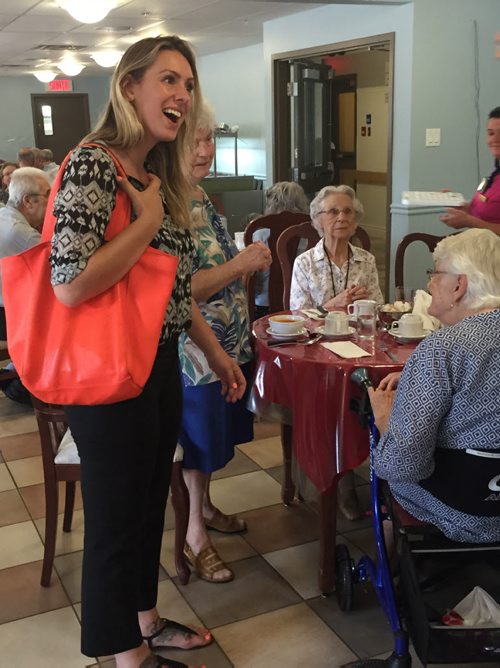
[335,367,500,667]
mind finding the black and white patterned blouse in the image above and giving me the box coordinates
[49,144,195,343]
[375,310,500,543]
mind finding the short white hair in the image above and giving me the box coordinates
[8,167,49,208]
[433,229,500,309]
[309,185,364,235]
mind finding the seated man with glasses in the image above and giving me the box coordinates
[0,167,50,402]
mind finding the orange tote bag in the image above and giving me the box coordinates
[1,144,178,405]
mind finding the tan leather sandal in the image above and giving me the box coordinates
[204,508,247,533]
[183,543,234,583]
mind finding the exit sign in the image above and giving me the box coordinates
[46,79,73,92]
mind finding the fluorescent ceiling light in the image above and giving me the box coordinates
[60,0,116,24]
[33,70,57,83]
[58,58,86,76]
[92,50,122,67]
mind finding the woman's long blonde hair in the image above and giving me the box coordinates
[84,35,201,228]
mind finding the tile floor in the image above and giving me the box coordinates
[0,394,494,668]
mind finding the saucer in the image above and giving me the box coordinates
[316,325,355,339]
[388,329,431,344]
[266,326,308,340]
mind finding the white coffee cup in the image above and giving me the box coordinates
[325,311,349,335]
[347,299,378,318]
[390,313,424,337]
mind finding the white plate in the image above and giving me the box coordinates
[266,326,308,340]
[388,329,431,344]
[316,325,355,339]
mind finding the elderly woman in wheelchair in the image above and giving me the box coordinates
[368,228,500,543]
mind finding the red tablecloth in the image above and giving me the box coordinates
[251,313,417,493]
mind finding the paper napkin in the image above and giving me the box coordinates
[321,341,372,358]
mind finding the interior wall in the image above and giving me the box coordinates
[410,0,500,198]
[263,2,414,196]
[0,75,110,161]
[197,43,266,178]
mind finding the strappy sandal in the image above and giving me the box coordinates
[154,656,188,667]
[184,543,234,583]
[140,654,190,668]
[204,508,247,534]
[142,618,212,651]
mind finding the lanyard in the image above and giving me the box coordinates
[324,240,351,297]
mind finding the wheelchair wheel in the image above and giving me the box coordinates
[335,543,354,611]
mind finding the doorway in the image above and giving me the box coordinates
[31,93,90,163]
[273,33,394,296]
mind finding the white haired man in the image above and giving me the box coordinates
[0,167,49,403]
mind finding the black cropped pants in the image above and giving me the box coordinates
[65,341,182,657]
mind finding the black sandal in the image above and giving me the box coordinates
[140,655,188,668]
[142,617,212,651]
[154,656,188,667]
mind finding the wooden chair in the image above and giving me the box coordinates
[31,397,80,587]
[277,223,372,310]
[31,396,191,587]
[394,232,446,289]
[243,211,311,321]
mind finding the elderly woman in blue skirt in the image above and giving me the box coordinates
[178,100,271,582]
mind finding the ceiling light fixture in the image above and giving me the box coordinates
[58,58,85,76]
[59,0,116,24]
[91,50,122,68]
[33,70,57,83]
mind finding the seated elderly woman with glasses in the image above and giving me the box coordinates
[369,229,500,542]
[289,185,383,520]
[289,184,383,311]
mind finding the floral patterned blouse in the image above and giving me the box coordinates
[289,239,383,309]
[49,144,195,343]
[178,190,252,386]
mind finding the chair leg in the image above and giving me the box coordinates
[170,461,190,585]
[41,477,59,587]
[62,481,76,532]
[281,423,295,505]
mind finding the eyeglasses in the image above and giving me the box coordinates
[426,269,460,279]
[27,189,50,199]
[318,207,355,218]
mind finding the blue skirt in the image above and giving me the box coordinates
[179,362,254,473]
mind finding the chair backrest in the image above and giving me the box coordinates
[394,233,446,289]
[243,211,311,320]
[276,222,320,310]
[276,222,372,310]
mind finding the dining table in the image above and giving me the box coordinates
[250,311,421,594]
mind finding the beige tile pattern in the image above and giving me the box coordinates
[0,462,14,492]
[0,412,452,667]
[263,540,321,599]
[209,470,282,514]
[34,509,85,556]
[6,455,44,488]
[213,602,357,667]
[0,521,44,570]
[238,435,283,468]
[0,412,37,438]
[0,607,88,667]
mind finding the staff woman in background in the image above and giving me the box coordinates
[49,36,244,668]
[179,99,271,583]
[440,106,500,233]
